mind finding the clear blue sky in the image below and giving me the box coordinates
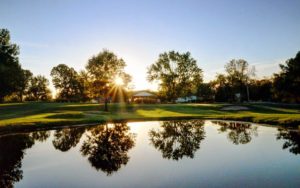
[1,0,300,92]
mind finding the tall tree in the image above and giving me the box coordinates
[26,75,51,101]
[51,64,83,101]
[0,29,23,102]
[225,59,255,101]
[86,50,131,111]
[147,51,203,102]
[213,59,255,102]
[273,51,300,103]
[17,69,33,102]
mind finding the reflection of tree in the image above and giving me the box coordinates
[30,130,50,142]
[0,134,34,188]
[277,128,300,155]
[149,120,205,160]
[80,123,135,175]
[52,127,86,152]
[213,121,258,145]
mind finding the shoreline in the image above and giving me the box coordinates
[1,102,300,134]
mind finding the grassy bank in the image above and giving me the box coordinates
[0,102,300,131]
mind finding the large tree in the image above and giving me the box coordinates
[147,51,203,102]
[225,59,255,101]
[273,51,300,103]
[51,64,83,101]
[0,29,23,102]
[86,50,131,111]
[213,59,255,102]
[26,75,51,101]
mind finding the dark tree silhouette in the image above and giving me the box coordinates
[149,120,205,160]
[52,127,86,152]
[0,134,34,188]
[213,121,258,145]
[273,51,300,103]
[0,29,23,102]
[30,130,50,142]
[277,128,300,155]
[80,123,135,175]
[26,75,51,101]
[51,64,84,102]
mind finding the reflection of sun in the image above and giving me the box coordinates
[114,76,124,86]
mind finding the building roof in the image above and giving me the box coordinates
[133,91,155,97]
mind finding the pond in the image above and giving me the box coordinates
[1,120,300,188]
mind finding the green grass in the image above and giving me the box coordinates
[0,102,300,131]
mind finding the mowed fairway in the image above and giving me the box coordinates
[0,102,300,131]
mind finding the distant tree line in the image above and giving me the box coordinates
[1,28,300,104]
[197,52,300,103]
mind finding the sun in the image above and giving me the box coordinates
[114,76,124,86]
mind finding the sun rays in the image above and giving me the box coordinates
[108,76,128,111]
[114,76,124,86]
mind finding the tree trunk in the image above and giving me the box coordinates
[104,97,109,111]
[19,92,23,102]
[246,84,250,102]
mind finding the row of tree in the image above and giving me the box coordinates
[196,52,300,103]
[147,51,300,103]
[1,28,299,103]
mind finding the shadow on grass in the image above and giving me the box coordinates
[245,104,300,114]
[0,102,64,120]
[46,113,85,119]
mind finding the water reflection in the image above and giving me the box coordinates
[149,120,205,160]
[277,128,300,155]
[81,123,135,175]
[0,134,34,188]
[2,120,300,187]
[30,130,50,142]
[212,121,258,145]
[52,127,85,152]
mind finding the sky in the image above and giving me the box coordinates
[1,0,300,93]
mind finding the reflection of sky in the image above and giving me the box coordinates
[10,121,300,187]
[1,1,300,93]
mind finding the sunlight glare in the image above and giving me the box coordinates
[114,76,124,86]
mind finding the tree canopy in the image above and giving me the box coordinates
[26,75,51,101]
[86,50,131,110]
[51,64,83,101]
[212,59,255,102]
[147,51,203,102]
[0,29,23,102]
[273,51,300,102]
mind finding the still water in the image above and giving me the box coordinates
[1,120,300,188]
